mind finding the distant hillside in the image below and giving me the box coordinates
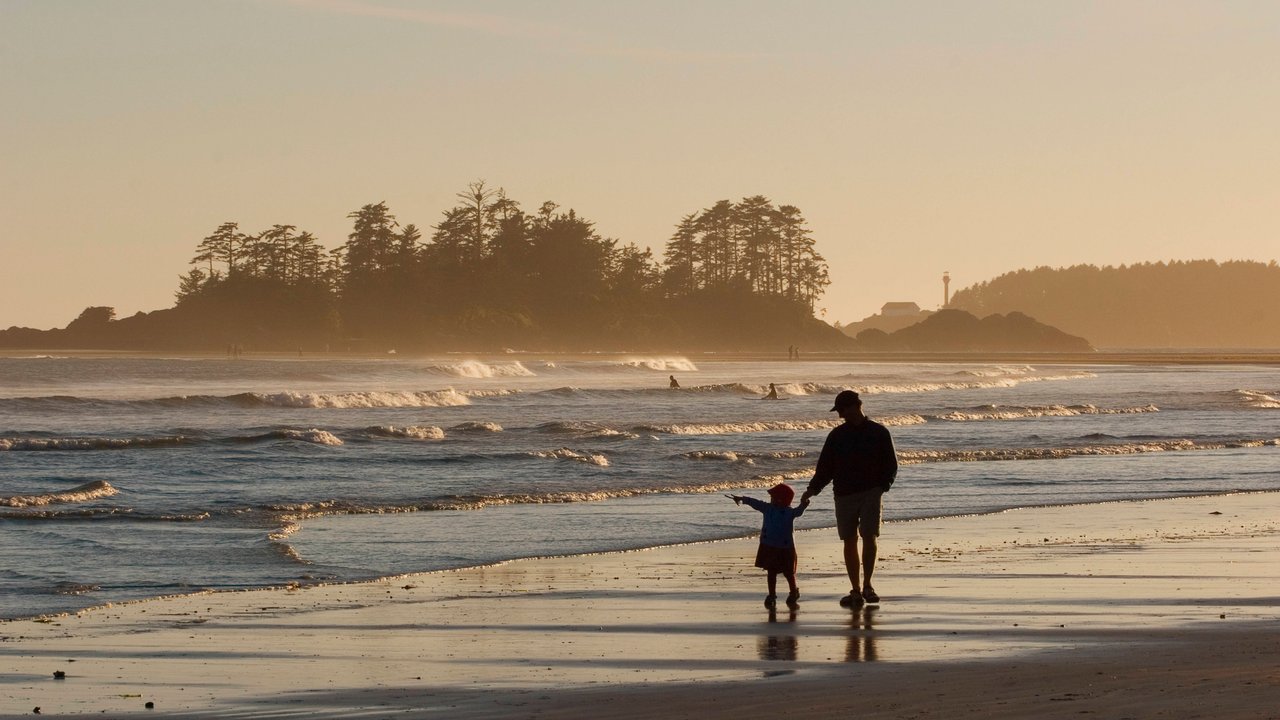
[851,309,1093,352]
[0,293,853,354]
[949,260,1280,349]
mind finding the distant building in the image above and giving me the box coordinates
[881,302,922,317]
[841,301,932,339]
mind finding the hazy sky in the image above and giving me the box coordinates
[3,0,1278,330]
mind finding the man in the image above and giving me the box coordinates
[801,389,898,607]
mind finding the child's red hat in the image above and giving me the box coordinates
[766,483,794,504]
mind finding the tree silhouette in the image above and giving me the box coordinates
[661,196,829,312]
[146,182,843,352]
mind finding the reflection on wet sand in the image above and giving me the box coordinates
[758,607,800,663]
[846,605,879,662]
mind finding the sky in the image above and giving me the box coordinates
[3,0,1279,330]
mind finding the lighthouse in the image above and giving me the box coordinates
[942,271,951,308]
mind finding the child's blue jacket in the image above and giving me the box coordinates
[742,497,805,548]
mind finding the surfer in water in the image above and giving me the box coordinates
[669,375,680,389]
[763,383,779,400]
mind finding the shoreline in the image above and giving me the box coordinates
[3,492,1277,718]
[2,489,1267,624]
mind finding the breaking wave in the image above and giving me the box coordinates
[1,480,119,507]
[266,472,814,522]
[0,435,192,451]
[1237,390,1280,409]
[681,450,809,465]
[841,371,1096,394]
[241,390,472,409]
[952,365,1036,377]
[449,421,504,433]
[533,421,638,439]
[0,389,475,412]
[422,360,536,378]
[899,437,1280,464]
[616,357,698,372]
[274,429,344,446]
[927,404,1160,421]
[0,508,211,522]
[634,415,926,435]
[527,448,610,466]
[366,425,445,440]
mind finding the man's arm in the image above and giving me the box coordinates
[879,426,898,491]
[802,433,836,500]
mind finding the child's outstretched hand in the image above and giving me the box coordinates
[724,494,742,505]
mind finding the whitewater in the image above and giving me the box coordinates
[1,354,1276,619]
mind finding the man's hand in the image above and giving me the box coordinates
[800,489,814,502]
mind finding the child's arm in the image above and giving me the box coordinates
[724,494,742,506]
[795,496,811,516]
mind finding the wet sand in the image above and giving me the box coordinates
[2,492,1277,718]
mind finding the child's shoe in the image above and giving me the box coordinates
[764,594,777,609]
[785,590,800,608]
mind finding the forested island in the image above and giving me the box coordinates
[948,261,1280,349]
[0,185,848,352]
[9,183,1267,353]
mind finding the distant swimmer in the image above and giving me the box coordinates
[669,375,680,389]
[764,383,779,400]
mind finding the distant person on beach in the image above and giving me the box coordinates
[764,383,779,400]
[800,390,898,608]
[669,375,680,389]
[728,483,810,609]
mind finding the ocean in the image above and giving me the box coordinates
[1,354,1276,620]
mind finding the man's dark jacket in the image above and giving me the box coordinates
[806,418,898,497]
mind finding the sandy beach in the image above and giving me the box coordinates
[2,492,1277,719]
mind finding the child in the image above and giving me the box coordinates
[728,483,810,609]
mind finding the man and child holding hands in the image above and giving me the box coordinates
[729,389,898,609]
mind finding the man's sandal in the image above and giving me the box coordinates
[839,593,865,608]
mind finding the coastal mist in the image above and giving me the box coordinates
[1,355,1276,619]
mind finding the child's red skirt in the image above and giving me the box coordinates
[754,544,798,574]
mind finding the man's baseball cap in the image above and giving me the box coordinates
[830,390,861,411]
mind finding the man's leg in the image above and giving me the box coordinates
[861,533,878,597]
[860,489,884,602]
[843,538,861,591]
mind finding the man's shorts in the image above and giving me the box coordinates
[834,488,883,540]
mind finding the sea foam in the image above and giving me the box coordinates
[528,448,610,466]
[0,436,190,451]
[1238,390,1280,409]
[1,480,119,507]
[424,360,536,378]
[251,390,471,409]
[617,357,699,372]
[929,404,1160,421]
[277,429,344,446]
[367,425,446,440]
